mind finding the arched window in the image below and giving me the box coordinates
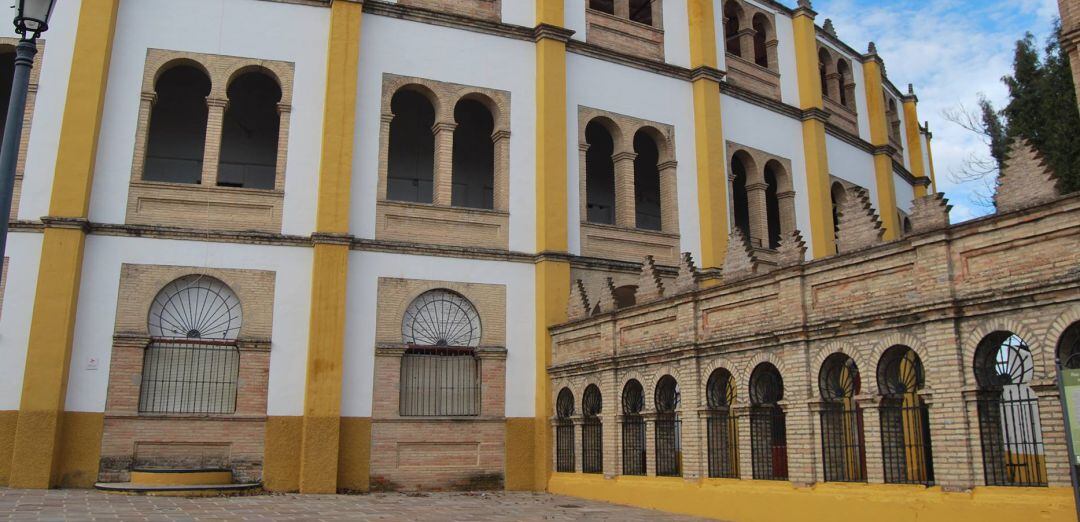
[764,162,782,249]
[878,346,934,485]
[654,375,682,476]
[749,362,787,480]
[831,182,847,252]
[886,97,902,144]
[633,130,662,231]
[140,275,241,414]
[452,99,495,209]
[218,70,281,189]
[706,368,738,478]
[819,353,866,482]
[582,384,604,473]
[629,0,653,26]
[399,290,481,416]
[723,1,743,57]
[974,332,1046,486]
[836,59,852,109]
[621,379,647,475]
[731,152,752,240]
[556,387,576,472]
[585,121,616,225]
[589,0,615,15]
[818,48,832,99]
[144,65,212,184]
[1058,322,1080,369]
[387,89,436,203]
[752,14,771,68]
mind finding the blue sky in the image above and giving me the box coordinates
[811,0,1061,221]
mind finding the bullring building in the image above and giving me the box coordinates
[2,0,1078,520]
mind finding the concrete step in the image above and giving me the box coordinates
[94,481,262,497]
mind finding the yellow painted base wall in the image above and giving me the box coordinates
[0,410,16,485]
[55,412,104,488]
[504,417,535,491]
[337,417,371,493]
[263,416,302,492]
[548,474,1078,522]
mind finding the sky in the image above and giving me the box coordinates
[811,0,1062,221]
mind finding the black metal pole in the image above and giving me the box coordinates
[1055,358,1080,522]
[0,38,37,277]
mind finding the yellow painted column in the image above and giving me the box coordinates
[861,50,900,240]
[7,0,119,489]
[924,125,938,194]
[901,89,928,199]
[530,1,572,492]
[791,4,836,257]
[687,0,729,270]
[298,0,362,494]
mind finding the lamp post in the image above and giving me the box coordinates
[0,0,56,275]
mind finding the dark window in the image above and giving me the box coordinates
[614,285,637,309]
[387,89,435,203]
[589,0,615,15]
[586,121,616,225]
[706,368,738,478]
[818,49,831,99]
[582,384,604,473]
[621,379,646,475]
[749,363,787,480]
[1059,322,1080,369]
[831,182,847,251]
[654,375,681,477]
[731,153,750,239]
[556,387,576,472]
[819,353,867,483]
[878,346,934,485]
[629,0,653,26]
[723,1,742,57]
[633,131,662,231]
[764,164,781,249]
[452,99,495,209]
[144,65,211,184]
[836,60,851,108]
[752,15,770,68]
[219,71,282,189]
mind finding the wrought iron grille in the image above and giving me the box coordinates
[750,406,788,480]
[706,368,738,478]
[819,354,866,483]
[401,290,481,347]
[621,379,646,475]
[555,388,575,472]
[138,339,240,414]
[654,376,682,477]
[974,333,1046,487]
[148,275,242,340]
[399,347,480,416]
[582,385,603,474]
[878,346,934,485]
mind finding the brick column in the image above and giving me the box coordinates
[613,151,637,228]
[746,181,768,248]
[960,390,986,489]
[578,142,590,222]
[735,405,753,479]
[131,91,156,181]
[603,371,619,477]
[858,396,884,483]
[825,72,842,104]
[658,160,679,234]
[1035,382,1073,487]
[201,97,228,187]
[778,191,796,236]
[736,29,755,61]
[680,399,704,480]
[614,0,629,19]
[275,102,292,191]
[793,401,821,484]
[377,113,393,200]
[645,415,657,476]
[492,129,511,212]
[432,121,456,206]
[572,417,584,473]
[766,39,779,71]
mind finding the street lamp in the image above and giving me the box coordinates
[0,0,56,274]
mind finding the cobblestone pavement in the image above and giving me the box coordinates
[0,489,709,521]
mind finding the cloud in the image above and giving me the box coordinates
[812,0,1059,222]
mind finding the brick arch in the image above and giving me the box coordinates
[729,147,761,184]
[583,115,627,155]
[810,341,869,399]
[630,124,674,164]
[741,350,790,399]
[963,318,1045,386]
[224,62,293,102]
[145,57,212,94]
[701,359,740,406]
[382,77,443,120]
[616,371,649,414]
[867,332,932,394]
[1045,307,1080,372]
[452,88,509,133]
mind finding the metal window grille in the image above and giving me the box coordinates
[878,346,934,485]
[750,406,788,480]
[621,379,646,475]
[819,354,866,483]
[555,388,575,472]
[706,368,738,478]
[399,347,480,416]
[138,339,240,415]
[582,385,603,473]
[975,333,1046,487]
[654,376,681,477]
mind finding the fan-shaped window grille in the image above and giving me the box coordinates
[818,354,866,483]
[556,387,575,472]
[749,363,787,480]
[582,384,603,473]
[654,376,682,477]
[877,346,934,485]
[402,290,482,347]
[706,368,738,478]
[974,332,1045,486]
[621,379,646,475]
[140,276,241,415]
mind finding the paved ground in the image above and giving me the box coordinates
[0,489,708,521]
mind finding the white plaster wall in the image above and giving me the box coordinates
[11,0,82,222]
[353,16,538,252]
[63,236,313,415]
[721,96,812,256]
[894,173,915,213]
[894,92,912,170]
[826,133,878,210]
[0,233,43,410]
[663,0,692,68]
[89,0,330,235]
[566,53,701,261]
[502,0,535,28]
[566,0,587,42]
[340,252,536,417]
[713,0,727,71]
[773,13,799,106]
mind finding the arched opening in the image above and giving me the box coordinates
[555,387,576,472]
[878,346,934,485]
[654,375,682,477]
[887,97,902,143]
[585,120,616,225]
[831,182,847,252]
[614,285,638,309]
[218,70,282,189]
[589,0,615,15]
[764,162,782,249]
[819,353,866,482]
[141,275,241,414]
[582,384,604,473]
[387,89,436,204]
[752,14,771,68]
[144,65,212,184]
[836,59,851,108]
[452,98,495,209]
[706,368,738,478]
[629,0,653,26]
[731,152,752,239]
[0,50,15,148]
[400,290,481,416]
[749,362,787,480]
[974,332,1046,486]
[621,379,647,475]
[723,1,743,57]
[633,130,662,231]
[818,48,832,99]
[1058,322,1080,369]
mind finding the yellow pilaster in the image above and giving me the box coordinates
[924,126,938,194]
[532,0,571,492]
[902,91,928,199]
[298,0,362,494]
[861,53,900,240]
[791,5,836,257]
[687,0,729,270]
[8,0,119,489]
